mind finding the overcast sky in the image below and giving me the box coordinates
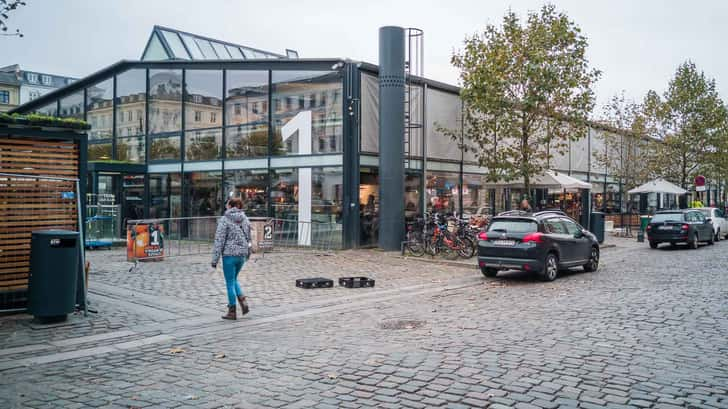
[2,0,726,112]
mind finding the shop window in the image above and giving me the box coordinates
[224,169,269,218]
[116,69,146,137]
[272,70,343,155]
[426,171,460,216]
[225,70,268,127]
[149,69,182,134]
[359,169,379,246]
[185,70,222,130]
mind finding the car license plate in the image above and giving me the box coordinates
[658,226,672,230]
[494,240,515,246]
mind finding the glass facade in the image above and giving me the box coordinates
[359,168,379,246]
[86,78,113,140]
[160,30,190,60]
[143,33,168,61]
[184,70,222,130]
[185,128,222,161]
[150,134,181,161]
[58,91,83,120]
[115,69,146,138]
[35,102,57,116]
[150,173,182,218]
[149,69,182,134]
[184,171,222,239]
[88,143,112,161]
[426,171,460,216]
[272,71,343,156]
[462,173,487,216]
[224,169,269,217]
[270,168,298,220]
[17,61,638,249]
[226,70,268,158]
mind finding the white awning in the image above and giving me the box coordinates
[628,179,687,195]
[540,171,592,191]
[483,170,592,190]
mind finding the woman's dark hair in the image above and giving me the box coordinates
[227,198,244,209]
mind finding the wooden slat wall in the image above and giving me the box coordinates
[0,137,79,295]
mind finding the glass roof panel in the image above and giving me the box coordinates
[142,32,169,60]
[226,45,245,59]
[180,33,204,59]
[160,30,190,59]
[195,38,218,59]
[211,42,231,59]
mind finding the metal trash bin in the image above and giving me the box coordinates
[28,230,79,322]
[590,212,605,244]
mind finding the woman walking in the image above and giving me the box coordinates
[211,198,252,320]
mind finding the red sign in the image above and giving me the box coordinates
[695,175,706,187]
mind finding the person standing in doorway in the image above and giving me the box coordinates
[212,198,252,320]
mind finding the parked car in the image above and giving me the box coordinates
[697,207,728,241]
[646,209,714,249]
[477,212,599,281]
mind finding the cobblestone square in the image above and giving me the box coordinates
[1,238,727,408]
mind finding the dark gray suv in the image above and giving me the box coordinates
[477,211,600,281]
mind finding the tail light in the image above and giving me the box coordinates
[478,231,488,240]
[522,232,544,244]
[681,224,689,231]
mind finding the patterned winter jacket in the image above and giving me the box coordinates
[212,207,252,264]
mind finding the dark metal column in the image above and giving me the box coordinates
[378,26,406,251]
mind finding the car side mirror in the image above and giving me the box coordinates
[574,230,584,238]
[706,218,712,223]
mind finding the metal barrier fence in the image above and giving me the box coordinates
[126,216,342,264]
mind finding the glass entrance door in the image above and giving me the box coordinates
[122,174,146,235]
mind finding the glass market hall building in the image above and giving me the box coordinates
[13,26,622,249]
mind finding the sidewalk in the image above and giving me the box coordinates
[0,248,486,370]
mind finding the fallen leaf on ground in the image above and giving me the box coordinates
[214,353,226,359]
[327,373,338,379]
[169,347,185,354]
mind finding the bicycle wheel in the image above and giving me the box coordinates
[457,236,476,259]
[406,231,425,257]
[440,244,459,260]
[425,238,439,256]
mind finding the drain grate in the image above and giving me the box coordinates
[378,319,426,330]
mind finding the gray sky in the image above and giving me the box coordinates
[2,0,726,111]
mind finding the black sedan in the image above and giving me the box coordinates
[647,209,714,249]
[477,211,600,281]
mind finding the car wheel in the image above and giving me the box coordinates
[708,232,715,245]
[690,234,699,249]
[539,253,558,282]
[583,246,599,272]
[481,267,498,278]
[649,241,659,249]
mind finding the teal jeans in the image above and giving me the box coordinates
[223,255,246,305]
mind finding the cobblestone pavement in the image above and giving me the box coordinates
[1,237,727,408]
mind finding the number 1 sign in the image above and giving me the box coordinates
[281,111,312,246]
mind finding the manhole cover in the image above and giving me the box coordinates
[378,319,426,330]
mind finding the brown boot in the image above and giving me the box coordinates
[221,305,236,320]
[237,295,249,315]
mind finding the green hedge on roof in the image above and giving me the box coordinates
[0,113,91,130]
